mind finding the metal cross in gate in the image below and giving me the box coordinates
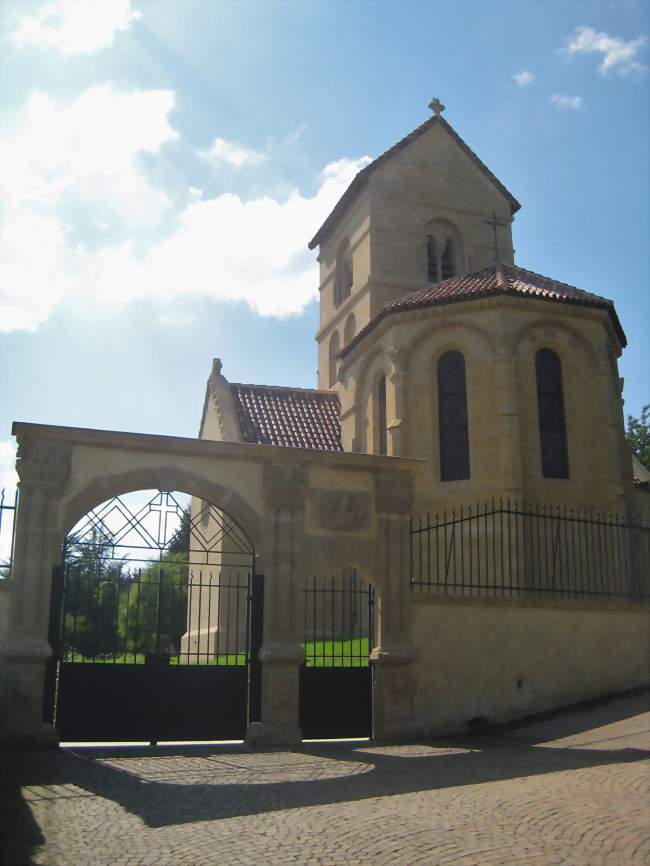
[482,210,509,260]
[150,492,181,546]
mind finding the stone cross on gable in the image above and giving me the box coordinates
[428,97,445,116]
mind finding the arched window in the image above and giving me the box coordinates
[377,374,387,456]
[329,331,340,388]
[441,239,455,280]
[335,239,353,307]
[344,312,356,346]
[535,349,569,479]
[438,351,470,481]
[426,236,438,283]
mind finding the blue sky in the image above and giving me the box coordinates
[0,0,648,493]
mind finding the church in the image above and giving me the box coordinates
[200,98,643,519]
[2,99,648,747]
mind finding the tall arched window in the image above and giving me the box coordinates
[377,374,387,456]
[344,312,356,346]
[438,351,470,481]
[335,238,353,307]
[426,236,438,283]
[535,349,569,479]
[328,331,340,388]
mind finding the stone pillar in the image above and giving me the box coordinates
[494,335,524,501]
[0,439,71,747]
[370,471,419,740]
[245,463,306,746]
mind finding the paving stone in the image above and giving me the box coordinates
[1,693,649,866]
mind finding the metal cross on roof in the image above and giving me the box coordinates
[428,97,445,116]
[482,210,509,260]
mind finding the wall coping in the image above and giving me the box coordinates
[11,422,424,473]
[410,591,650,614]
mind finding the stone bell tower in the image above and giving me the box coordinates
[311,99,521,390]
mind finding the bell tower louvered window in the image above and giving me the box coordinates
[426,236,439,283]
[426,234,457,284]
[535,349,569,479]
[441,239,455,280]
[438,351,470,481]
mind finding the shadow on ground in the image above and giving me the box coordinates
[2,689,649,866]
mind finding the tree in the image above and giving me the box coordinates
[627,404,650,471]
[167,504,191,555]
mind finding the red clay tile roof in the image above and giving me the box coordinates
[308,115,521,250]
[230,384,343,451]
[340,261,626,358]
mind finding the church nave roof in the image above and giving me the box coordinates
[230,383,343,451]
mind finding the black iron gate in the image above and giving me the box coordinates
[299,571,374,739]
[44,491,263,743]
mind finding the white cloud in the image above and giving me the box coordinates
[513,70,535,86]
[11,0,141,55]
[564,25,647,77]
[0,84,178,330]
[0,83,370,329]
[199,137,266,169]
[550,94,584,110]
[0,84,177,228]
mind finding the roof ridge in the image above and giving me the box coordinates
[389,261,498,307]
[501,262,613,303]
[230,382,338,397]
[339,260,625,359]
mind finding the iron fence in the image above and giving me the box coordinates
[411,500,650,601]
[302,572,374,667]
[56,561,251,666]
[0,487,18,579]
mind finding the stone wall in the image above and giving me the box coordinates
[411,595,650,736]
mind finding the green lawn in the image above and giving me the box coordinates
[62,637,370,668]
[303,636,370,667]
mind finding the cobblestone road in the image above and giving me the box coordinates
[2,691,649,866]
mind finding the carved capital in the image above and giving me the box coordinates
[386,344,403,375]
[312,488,371,532]
[16,439,71,488]
[374,470,414,514]
[263,463,308,508]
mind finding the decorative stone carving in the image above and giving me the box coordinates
[15,439,71,488]
[374,470,414,514]
[263,463,308,508]
[313,489,371,532]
